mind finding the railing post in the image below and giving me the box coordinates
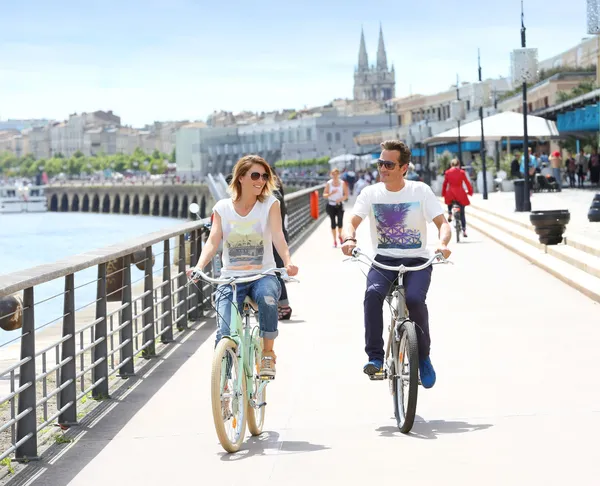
[177,234,188,330]
[16,286,39,461]
[161,239,174,343]
[119,255,134,376]
[92,263,110,399]
[189,230,202,320]
[59,274,77,426]
[142,246,156,357]
[196,231,205,314]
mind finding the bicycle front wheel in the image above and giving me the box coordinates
[393,320,419,433]
[211,338,247,453]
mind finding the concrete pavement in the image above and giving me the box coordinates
[9,209,600,486]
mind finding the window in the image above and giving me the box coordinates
[335,132,341,143]
[326,132,332,143]
[466,100,471,112]
[544,96,549,108]
[306,128,312,141]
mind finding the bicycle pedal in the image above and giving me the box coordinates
[260,374,275,381]
[369,371,386,381]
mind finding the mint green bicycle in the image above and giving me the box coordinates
[189,268,295,453]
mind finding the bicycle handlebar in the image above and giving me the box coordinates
[349,248,447,272]
[188,267,297,286]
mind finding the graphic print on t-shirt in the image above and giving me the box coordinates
[225,219,264,270]
[373,202,423,249]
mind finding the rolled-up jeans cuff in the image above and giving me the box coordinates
[260,330,279,339]
[278,298,290,306]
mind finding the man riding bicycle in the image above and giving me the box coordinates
[341,140,451,388]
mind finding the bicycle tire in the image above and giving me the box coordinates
[247,340,267,436]
[211,338,247,453]
[392,320,419,433]
[455,217,461,243]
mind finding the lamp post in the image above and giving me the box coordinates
[451,77,465,166]
[511,0,538,212]
[587,0,600,150]
[456,74,463,165]
[385,101,394,129]
[477,49,488,199]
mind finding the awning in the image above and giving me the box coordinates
[424,111,559,144]
[557,104,599,132]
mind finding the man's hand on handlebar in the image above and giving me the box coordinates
[435,244,451,260]
[341,239,357,256]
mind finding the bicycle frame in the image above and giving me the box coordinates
[384,273,408,365]
[220,283,267,408]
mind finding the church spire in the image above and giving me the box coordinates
[376,23,388,71]
[358,27,369,71]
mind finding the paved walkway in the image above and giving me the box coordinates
[9,209,600,486]
[469,188,600,243]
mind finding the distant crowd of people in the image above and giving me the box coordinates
[510,148,600,190]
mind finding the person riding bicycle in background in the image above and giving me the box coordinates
[187,155,298,378]
[341,140,451,388]
[323,168,349,248]
[442,158,473,238]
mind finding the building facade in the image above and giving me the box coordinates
[175,112,394,179]
[353,26,395,102]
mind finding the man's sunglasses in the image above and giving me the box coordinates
[377,159,399,170]
[250,172,270,181]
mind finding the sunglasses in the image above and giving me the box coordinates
[249,172,270,181]
[377,159,398,170]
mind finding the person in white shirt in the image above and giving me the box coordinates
[341,140,451,388]
[323,168,349,247]
[188,155,298,378]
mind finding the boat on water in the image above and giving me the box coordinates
[0,184,48,213]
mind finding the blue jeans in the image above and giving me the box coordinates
[214,275,281,345]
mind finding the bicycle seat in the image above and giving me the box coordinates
[243,295,259,312]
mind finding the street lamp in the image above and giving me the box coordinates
[511,0,538,212]
[475,49,488,199]
[586,0,600,150]
[385,101,394,129]
[451,77,465,165]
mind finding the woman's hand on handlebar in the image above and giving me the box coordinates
[285,263,299,277]
[186,266,201,282]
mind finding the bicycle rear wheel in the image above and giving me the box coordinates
[211,338,247,453]
[392,320,419,433]
[247,334,267,436]
[455,217,461,243]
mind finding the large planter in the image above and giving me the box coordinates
[589,194,600,222]
[501,179,515,192]
[476,171,495,194]
[530,210,570,245]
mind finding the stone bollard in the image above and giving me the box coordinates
[588,194,600,222]
[0,294,23,331]
[530,210,570,245]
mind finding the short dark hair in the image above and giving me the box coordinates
[380,140,411,166]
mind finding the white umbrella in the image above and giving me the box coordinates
[424,111,559,144]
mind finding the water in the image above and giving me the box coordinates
[0,213,185,346]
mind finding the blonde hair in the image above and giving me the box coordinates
[450,158,460,167]
[330,168,340,175]
[228,155,275,202]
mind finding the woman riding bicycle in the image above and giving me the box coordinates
[187,155,298,378]
[442,158,473,238]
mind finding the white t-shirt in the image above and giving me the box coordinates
[212,195,278,278]
[352,181,444,259]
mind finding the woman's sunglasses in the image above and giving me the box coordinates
[250,172,270,181]
[377,159,398,170]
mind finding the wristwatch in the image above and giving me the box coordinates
[343,237,357,243]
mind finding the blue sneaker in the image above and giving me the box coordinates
[363,359,383,376]
[419,356,436,389]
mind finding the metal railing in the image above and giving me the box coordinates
[0,183,326,468]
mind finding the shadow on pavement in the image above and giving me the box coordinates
[376,416,493,440]
[8,318,216,486]
[219,431,330,461]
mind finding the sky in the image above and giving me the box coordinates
[0,0,592,127]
